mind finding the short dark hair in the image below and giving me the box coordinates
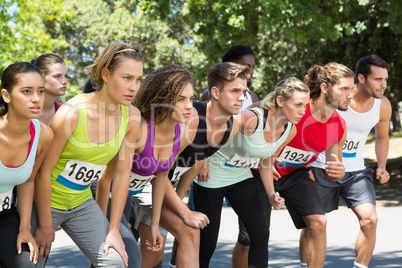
[355,54,390,79]
[222,45,254,63]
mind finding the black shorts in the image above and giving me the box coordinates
[311,167,376,213]
[275,167,324,229]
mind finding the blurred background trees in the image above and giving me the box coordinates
[1,0,401,130]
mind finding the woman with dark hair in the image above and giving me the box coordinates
[0,62,53,267]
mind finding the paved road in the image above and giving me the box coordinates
[46,192,402,268]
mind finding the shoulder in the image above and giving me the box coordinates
[249,90,259,103]
[126,105,143,137]
[379,96,392,118]
[238,108,259,133]
[37,122,54,149]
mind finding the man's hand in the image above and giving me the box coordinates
[182,210,210,229]
[325,154,345,182]
[376,167,390,184]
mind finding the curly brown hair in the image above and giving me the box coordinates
[304,62,354,100]
[133,65,193,125]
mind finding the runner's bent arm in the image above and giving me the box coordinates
[35,103,78,258]
[325,127,347,182]
[374,97,392,184]
[19,123,53,262]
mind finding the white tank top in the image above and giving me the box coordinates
[311,98,380,172]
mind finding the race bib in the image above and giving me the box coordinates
[224,153,260,169]
[0,189,13,212]
[128,172,155,195]
[277,146,315,167]
[56,160,106,191]
[170,166,191,182]
[342,137,363,158]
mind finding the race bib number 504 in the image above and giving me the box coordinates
[0,189,13,212]
[277,146,315,167]
[56,160,107,191]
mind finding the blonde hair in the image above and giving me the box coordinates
[304,62,354,100]
[261,77,309,109]
[86,41,143,90]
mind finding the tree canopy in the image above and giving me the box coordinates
[1,0,401,129]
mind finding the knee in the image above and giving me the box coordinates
[179,226,200,247]
[360,213,378,230]
[306,215,327,232]
[100,248,126,268]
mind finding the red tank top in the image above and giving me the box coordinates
[275,103,345,177]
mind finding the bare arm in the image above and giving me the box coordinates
[104,106,140,265]
[324,127,347,182]
[96,155,117,215]
[374,97,392,184]
[259,156,285,210]
[35,104,77,259]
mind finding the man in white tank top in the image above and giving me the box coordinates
[307,55,391,268]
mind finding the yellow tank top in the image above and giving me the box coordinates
[50,95,129,210]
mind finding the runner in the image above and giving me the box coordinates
[31,54,68,260]
[200,45,258,107]
[193,77,309,268]
[97,64,209,268]
[31,54,68,125]
[234,62,354,268]
[308,55,391,268]
[31,41,143,268]
[0,62,53,267]
[164,62,250,267]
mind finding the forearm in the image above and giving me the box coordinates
[375,137,389,169]
[151,175,167,228]
[164,180,190,218]
[96,178,112,216]
[108,170,129,233]
[176,162,202,199]
[17,181,35,232]
[35,171,53,228]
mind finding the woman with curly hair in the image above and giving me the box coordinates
[98,64,209,267]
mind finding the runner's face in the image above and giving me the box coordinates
[6,72,45,119]
[43,63,68,97]
[280,91,309,124]
[361,66,388,99]
[171,83,194,123]
[104,59,143,106]
[217,77,247,116]
[325,77,354,111]
[237,54,255,82]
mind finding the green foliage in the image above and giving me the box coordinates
[1,0,401,109]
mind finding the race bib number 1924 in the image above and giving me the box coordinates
[277,146,315,167]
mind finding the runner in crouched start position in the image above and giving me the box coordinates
[32,41,143,268]
[0,62,53,267]
[192,77,310,268]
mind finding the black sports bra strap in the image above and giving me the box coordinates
[263,108,269,129]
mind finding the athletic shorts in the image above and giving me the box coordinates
[131,183,168,236]
[238,169,272,246]
[311,167,376,213]
[275,167,324,229]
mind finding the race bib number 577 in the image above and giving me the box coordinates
[56,160,107,191]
